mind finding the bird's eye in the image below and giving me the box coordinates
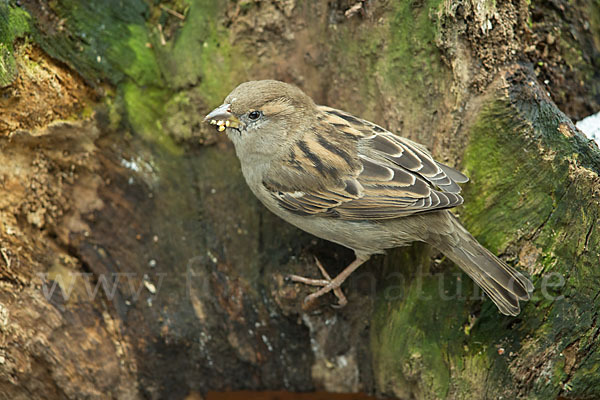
[248,110,261,120]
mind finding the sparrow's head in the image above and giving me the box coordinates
[204,80,317,157]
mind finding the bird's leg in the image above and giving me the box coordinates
[288,256,368,308]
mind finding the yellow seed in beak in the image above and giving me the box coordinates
[218,125,226,132]
[210,120,217,125]
[225,120,230,127]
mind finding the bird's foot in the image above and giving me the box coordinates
[287,257,348,309]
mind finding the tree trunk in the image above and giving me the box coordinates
[1,0,599,399]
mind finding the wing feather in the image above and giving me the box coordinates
[262,106,468,220]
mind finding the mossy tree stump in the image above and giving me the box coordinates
[1,0,599,399]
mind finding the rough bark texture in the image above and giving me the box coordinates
[1,0,599,399]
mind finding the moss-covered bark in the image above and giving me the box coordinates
[371,72,600,399]
[1,0,599,399]
[0,2,30,86]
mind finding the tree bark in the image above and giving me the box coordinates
[1,0,599,399]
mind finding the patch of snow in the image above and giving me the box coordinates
[576,112,600,146]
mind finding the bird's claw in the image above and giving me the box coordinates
[287,257,348,309]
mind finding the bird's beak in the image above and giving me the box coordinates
[204,103,242,132]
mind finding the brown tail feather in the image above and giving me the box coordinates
[433,216,534,316]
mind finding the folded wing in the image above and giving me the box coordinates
[263,106,469,220]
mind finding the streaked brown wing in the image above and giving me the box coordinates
[319,106,469,192]
[334,155,464,219]
[262,106,468,220]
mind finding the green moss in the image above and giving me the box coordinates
[371,245,538,399]
[27,0,186,150]
[461,101,560,253]
[152,0,255,144]
[154,0,251,103]
[384,0,450,125]
[372,277,461,398]
[528,101,600,173]
[372,94,600,398]
[0,1,29,41]
[326,0,450,132]
[462,98,600,397]
[34,0,161,85]
[121,81,179,154]
[371,246,478,399]
[25,0,256,150]
[0,1,31,86]
[105,23,162,86]
[153,0,209,90]
[385,0,446,89]
[195,22,249,108]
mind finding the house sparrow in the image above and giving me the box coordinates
[204,80,533,316]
